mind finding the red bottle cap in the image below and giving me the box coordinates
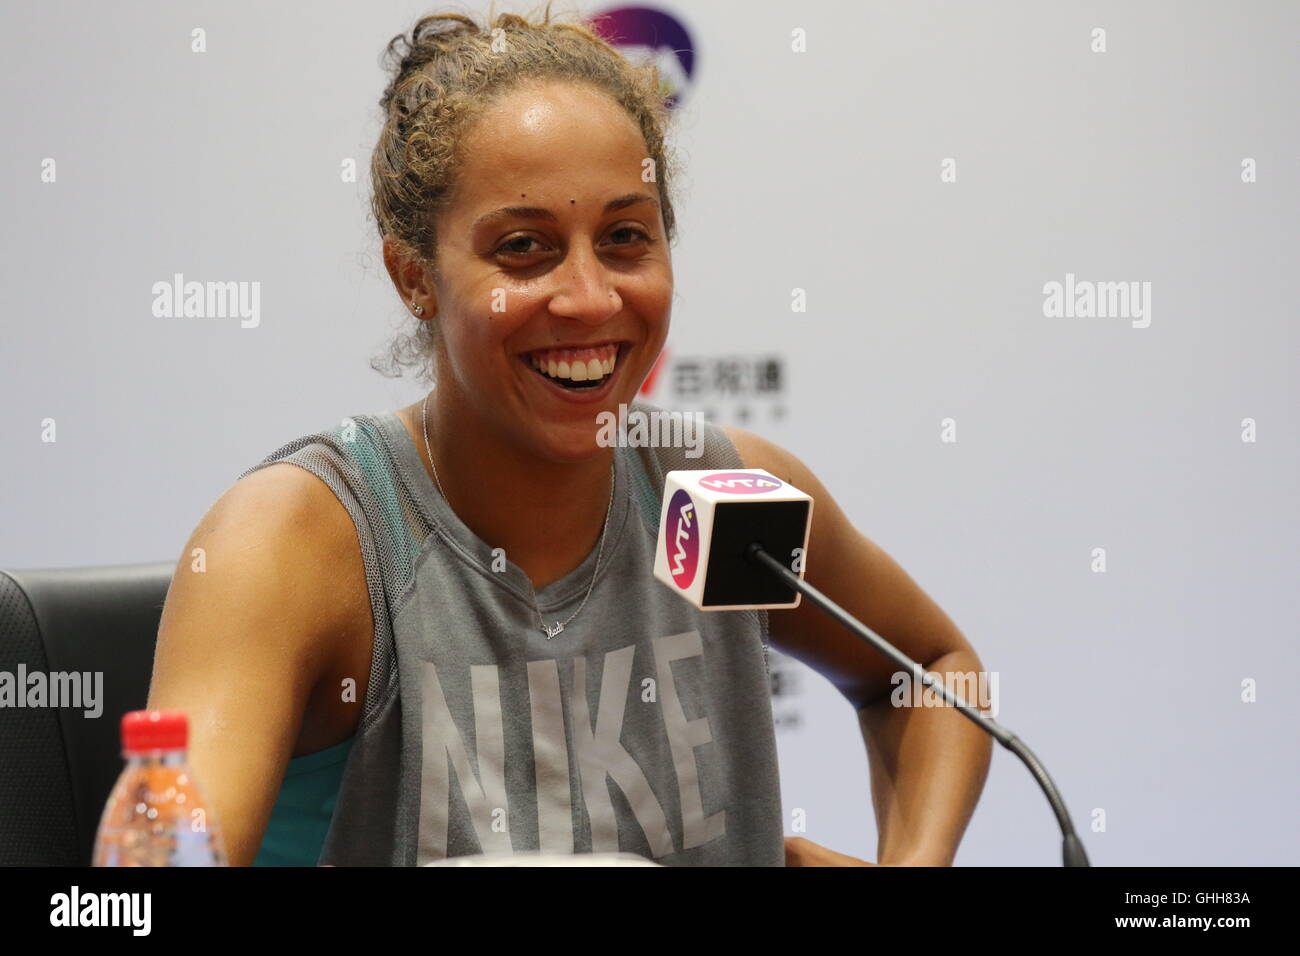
[121,710,188,753]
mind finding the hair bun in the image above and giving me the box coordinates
[380,13,482,111]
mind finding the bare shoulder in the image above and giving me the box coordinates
[202,461,362,578]
[156,461,371,711]
[197,463,369,608]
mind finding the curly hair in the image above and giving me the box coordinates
[369,1,681,382]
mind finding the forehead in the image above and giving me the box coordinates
[450,81,650,207]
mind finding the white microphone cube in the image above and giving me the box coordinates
[653,469,814,611]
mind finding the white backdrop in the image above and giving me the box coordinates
[2,0,1296,865]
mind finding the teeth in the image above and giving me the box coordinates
[528,344,620,384]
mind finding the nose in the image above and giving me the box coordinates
[546,242,622,326]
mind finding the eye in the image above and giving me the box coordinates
[604,226,654,246]
[495,234,547,257]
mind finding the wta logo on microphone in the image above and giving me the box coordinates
[654,469,812,612]
[664,489,700,589]
[697,472,783,494]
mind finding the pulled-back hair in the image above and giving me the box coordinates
[370,2,680,380]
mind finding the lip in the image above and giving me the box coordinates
[517,342,630,406]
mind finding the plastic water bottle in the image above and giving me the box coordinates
[93,710,228,866]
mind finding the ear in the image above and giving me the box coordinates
[382,234,438,320]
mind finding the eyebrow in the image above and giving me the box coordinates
[472,193,659,230]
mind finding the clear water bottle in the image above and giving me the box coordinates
[93,710,228,866]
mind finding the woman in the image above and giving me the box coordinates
[148,6,991,867]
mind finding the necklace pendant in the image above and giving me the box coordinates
[542,622,565,640]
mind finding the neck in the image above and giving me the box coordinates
[417,389,616,591]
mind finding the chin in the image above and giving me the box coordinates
[532,422,615,465]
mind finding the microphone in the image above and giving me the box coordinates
[653,468,814,610]
[653,468,1091,867]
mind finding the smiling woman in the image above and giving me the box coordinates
[146,3,992,869]
[384,76,674,466]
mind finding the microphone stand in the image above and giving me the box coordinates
[746,542,1090,867]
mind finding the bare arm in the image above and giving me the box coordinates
[147,463,370,866]
[723,426,992,866]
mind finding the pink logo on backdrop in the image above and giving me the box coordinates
[665,489,698,587]
[698,472,783,494]
[587,8,697,109]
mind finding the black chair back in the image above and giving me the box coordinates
[0,562,173,865]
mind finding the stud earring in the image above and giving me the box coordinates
[412,298,424,315]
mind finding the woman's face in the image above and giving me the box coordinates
[424,79,673,462]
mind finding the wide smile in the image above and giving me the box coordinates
[517,341,631,404]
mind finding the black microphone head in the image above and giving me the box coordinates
[653,469,813,610]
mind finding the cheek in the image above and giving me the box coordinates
[442,290,527,357]
[641,291,673,350]
[625,269,673,323]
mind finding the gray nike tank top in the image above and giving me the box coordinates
[236,399,785,866]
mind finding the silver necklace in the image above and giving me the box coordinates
[420,394,615,639]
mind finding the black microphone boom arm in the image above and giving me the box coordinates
[745,542,1090,868]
